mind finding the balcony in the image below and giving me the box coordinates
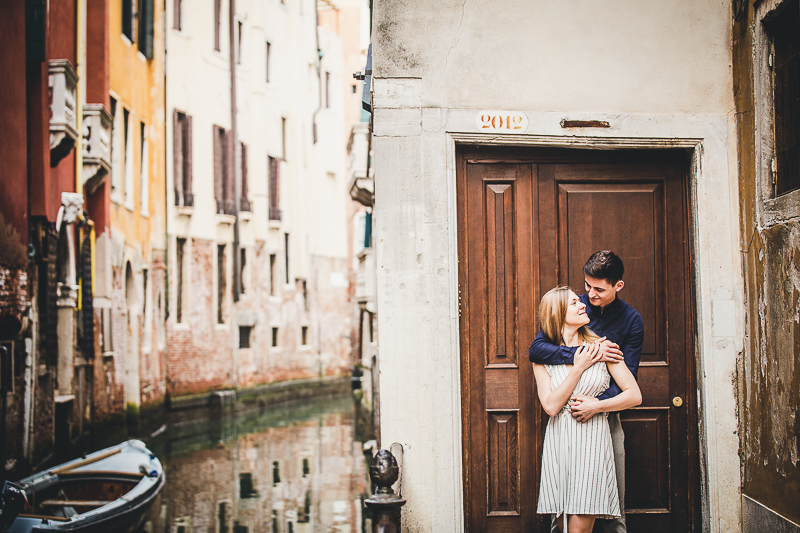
[355,248,376,312]
[81,104,112,194]
[349,168,374,207]
[48,60,79,167]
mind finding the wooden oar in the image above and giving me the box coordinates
[49,448,121,475]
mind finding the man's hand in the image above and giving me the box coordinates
[569,395,602,422]
[595,337,623,363]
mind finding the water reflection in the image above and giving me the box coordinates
[143,395,367,533]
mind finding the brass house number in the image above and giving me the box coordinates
[475,111,529,133]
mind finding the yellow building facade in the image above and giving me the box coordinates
[100,0,167,416]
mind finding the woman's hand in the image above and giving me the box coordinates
[573,342,602,372]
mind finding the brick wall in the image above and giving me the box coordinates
[168,238,352,397]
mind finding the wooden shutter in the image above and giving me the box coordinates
[173,110,183,205]
[130,0,137,43]
[140,0,154,59]
[184,115,193,206]
[173,0,181,30]
[269,156,280,220]
[240,142,250,211]
[214,0,221,51]
[225,131,235,214]
[81,234,94,358]
[214,126,223,213]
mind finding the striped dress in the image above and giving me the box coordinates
[536,362,620,519]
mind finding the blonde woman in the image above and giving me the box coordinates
[534,287,642,533]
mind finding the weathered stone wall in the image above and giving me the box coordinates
[733,1,800,528]
[167,238,235,397]
[167,238,351,397]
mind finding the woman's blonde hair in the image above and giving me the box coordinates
[539,286,599,346]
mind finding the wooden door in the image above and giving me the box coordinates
[457,147,700,533]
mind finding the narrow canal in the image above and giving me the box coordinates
[135,394,370,533]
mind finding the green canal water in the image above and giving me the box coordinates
[136,394,370,533]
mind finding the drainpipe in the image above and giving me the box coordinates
[229,0,240,388]
[163,0,169,396]
[311,7,324,143]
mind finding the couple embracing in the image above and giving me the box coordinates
[530,251,644,533]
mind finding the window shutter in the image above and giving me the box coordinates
[122,0,132,40]
[184,115,193,206]
[130,0,137,43]
[142,0,154,59]
[173,0,181,30]
[214,0,221,51]
[214,126,223,212]
[240,142,250,211]
[173,110,182,205]
[269,156,281,220]
[225,130,236,214]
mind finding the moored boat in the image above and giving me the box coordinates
[1,440,164,533]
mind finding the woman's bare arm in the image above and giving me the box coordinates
[533,344,602,417]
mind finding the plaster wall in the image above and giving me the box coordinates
[371,1,742,532]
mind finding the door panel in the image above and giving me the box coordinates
[458,148,698,533]
[459,163,538,532]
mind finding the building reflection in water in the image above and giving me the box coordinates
[149,396,367,533]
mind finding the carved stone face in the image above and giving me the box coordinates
[60,192,84,225]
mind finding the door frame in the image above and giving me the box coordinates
[447,134,705,531]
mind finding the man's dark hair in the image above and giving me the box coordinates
[583,250,624,284]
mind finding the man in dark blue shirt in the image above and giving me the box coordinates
[529,251,644,533]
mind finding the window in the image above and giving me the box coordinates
[214,0,221,51]
[123,108,134,209]
[766,0,800,196]
[217,245,226,324]
[301,326,308,346]
[142,268,151,350]
[237,21,243,64]
[138,0,154,59]
[352,84,357,94]
[240,142,250,211]
[218,502,229,533]
[214,126,234,215]
[173,0,182,30]
[325,71,330,108]
[302,458,309,476]
[139,121,149,214]
[284,233,290,284]
[271,327,278,347]
[265,42,271,82]
[110,97,121,201]
[281,117,287,160]
[268,156,281,220]
[272,461,281,484]
[269,254,276,295]
[173,111,193,206]
[239,326,252,348]
[101,308,114,354]
[298,491,311,523]
[240,248,247,293]
[122,0,136,42]
[176,238,186,323]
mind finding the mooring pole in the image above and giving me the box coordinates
[365,449,406,533]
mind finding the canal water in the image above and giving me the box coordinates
[137,394,369,533]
